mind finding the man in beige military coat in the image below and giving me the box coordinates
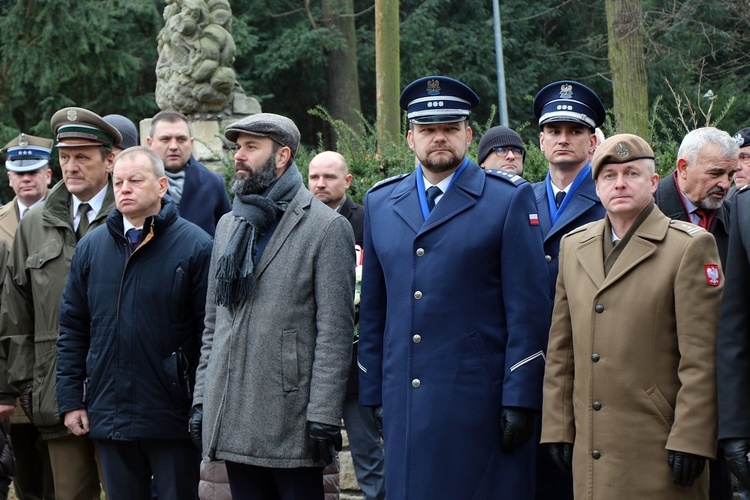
[541,134,723,499]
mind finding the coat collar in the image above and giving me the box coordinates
[574,206,669,292]
[255,185,307,277]
[535,175,601,242]
[390,161,484,235]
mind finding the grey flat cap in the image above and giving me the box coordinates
[224,113,301,158]
[104,114,138,149]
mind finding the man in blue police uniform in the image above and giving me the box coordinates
[531,79,607,500]
[358,76,551,499]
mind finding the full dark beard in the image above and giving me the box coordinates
[231,154,278,195]
[421,151,462,174]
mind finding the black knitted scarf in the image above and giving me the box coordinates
[215,163,302,308]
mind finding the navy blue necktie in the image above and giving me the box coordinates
[426,186,442,212]
[555,190,566,209]
[127,228,141,250]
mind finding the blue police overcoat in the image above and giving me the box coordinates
[359,161,551,499]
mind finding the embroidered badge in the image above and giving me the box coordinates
[66,109,78,121]
[615,142,629,159]
[529,213,539,226]
[559,83,573,99]
[735,132,745,147]
[17,133,28,147]
[705,264,720,286]
[426,79,441,96]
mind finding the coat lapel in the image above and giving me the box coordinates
[391,173,424,234]
[419,164,483,234]
[546,177,599,242]
[599,209,668,292]
[255,188,308,277]
[575,224,606,289]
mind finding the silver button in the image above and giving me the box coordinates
[545,255,552,263]
[416,248,425,256]
[414,291,422,300]
[413,334,422,343]
[412,379,421,388]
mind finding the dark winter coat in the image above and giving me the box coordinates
[56,199,212,440]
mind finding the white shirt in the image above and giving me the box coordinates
[72,185,108,231]
[423,173,455,206]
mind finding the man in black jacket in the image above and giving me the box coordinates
[654,126,738,500]
[308,151,385,500]
[56,147,213,500]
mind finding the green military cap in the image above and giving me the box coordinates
[1,133,54,172]
[50,107,122,149]
[591,133,655,179]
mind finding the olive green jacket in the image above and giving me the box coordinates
[0,179,114,438]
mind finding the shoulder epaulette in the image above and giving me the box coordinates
[484,168,527,187]
[668,219,704,236]
[370,173,409,191]
[568,222,593,235]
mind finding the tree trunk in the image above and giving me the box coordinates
[606,0,648,137]
[375,0,400,152]
[322,0,361,140]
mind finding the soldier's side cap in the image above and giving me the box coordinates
[400,76,480,124]
[734,127,750,148]
[533,80,605,130]
[224,113,301,158]
[2,133,54,172]
[103,114,138,150]
[591,133,654,179]
[50,107,122,149]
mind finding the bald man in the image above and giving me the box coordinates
[308,151,385,500]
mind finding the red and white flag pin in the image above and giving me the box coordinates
[704,264,720,286]
[529,213,539,226]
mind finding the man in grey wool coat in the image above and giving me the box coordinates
[190,113,355,499]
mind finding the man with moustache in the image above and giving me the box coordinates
[655,127,737,266]
[653,127,738,499]
[190,114,355,499]
[358,76,550,498]
[56,147,212,499]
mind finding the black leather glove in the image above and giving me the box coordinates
[373,406,383,440]
[723,439,750,490]
[499,406,535,452]
[18,387,32,421]
[547,442,573,474]
[668,450,706,486]
[188,405,203,452]
[307,421,342,466]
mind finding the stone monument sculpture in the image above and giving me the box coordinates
[156,0,237,114]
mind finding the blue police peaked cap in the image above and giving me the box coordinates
[533,80,605,130]
[400,76,480,124]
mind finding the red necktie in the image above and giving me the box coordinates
[694,209,711,230]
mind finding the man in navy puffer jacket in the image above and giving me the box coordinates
[56,146,213,500]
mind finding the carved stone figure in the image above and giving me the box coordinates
[156,0,237,113]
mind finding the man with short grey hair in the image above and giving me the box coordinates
[191,113,355,499]
[654,126,738,499]
[57,146,212,499]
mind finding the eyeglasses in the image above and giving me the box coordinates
[491,146,524,157]
[740,153,750,163]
